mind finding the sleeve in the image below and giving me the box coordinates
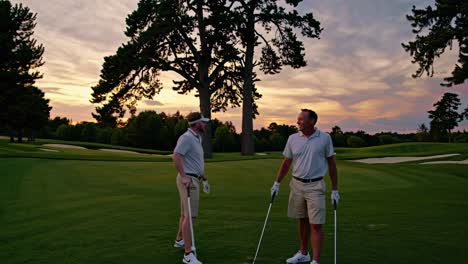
[325,134,335,158]
[282,136,293,159]
[174,135,190,156]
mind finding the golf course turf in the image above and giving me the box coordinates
[1,139,467,263]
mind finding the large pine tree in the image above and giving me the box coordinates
[0,0,50,142]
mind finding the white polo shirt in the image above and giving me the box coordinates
[283,129,335,180]
[173,128,204,176]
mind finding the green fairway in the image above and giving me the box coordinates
[1,142,467,263]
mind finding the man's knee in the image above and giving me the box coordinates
[311,224,322,232]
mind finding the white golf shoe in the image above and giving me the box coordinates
[183,252,202,264]
[286,251,311,263]
[310,260,319,264]
[174,239,185,248]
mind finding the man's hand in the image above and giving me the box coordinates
[181,175,191,188]
[331,190,340,205]
[271,181,280,197]
[202,180,210,194]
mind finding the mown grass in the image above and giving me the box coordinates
[1,141,467,263]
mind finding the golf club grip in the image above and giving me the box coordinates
[187,186,191,198]
[333,200,337,210]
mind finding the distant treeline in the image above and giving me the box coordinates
[2,110,467,152]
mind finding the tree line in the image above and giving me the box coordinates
[2,90,467,152]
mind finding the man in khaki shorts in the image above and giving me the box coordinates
[271,109,340,264]
[173,112,211,264]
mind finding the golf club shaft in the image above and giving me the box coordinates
[334,200,337,264]
[187,187,196,256]
[252,193,276,264]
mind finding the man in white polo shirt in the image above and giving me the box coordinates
[172,112,211,264]
[271,109,339,264]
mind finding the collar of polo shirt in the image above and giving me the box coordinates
[188,128,199,137]
[299,129,320,138]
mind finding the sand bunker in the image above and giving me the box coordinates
[39,148,59,152]
[98,148,141,154]
[42,144,86,149]
[421,160,468,165]
[352,154,460,164]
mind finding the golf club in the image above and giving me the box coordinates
[252,192,277,264]
[187,186,197,256]
[334,200,337,264]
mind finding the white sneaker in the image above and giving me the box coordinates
[183,252,202,264]
[286,251,311,263]
[174,239,185,248]
[311,261,319,264]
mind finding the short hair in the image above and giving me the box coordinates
[301,109,318,124]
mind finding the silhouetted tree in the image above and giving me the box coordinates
[403,0,468,86]
[90,0,245,158]
[428,92,463,142]
[416,123,431,142]
[8,86,50,142]
[0,0,47,142]
[232,0,322,155]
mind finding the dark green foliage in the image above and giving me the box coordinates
[213,125,237,152]
[416,123,431,142]
[0,0,49,142]
[403,0,468,86]
[347,135,366,148]
[428,92,464,142]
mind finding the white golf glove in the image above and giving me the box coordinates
[331,190,340,205]
[271,181,280,197]
[202,180,210,194]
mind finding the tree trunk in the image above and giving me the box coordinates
[241,4,256,156]
[17,130,23,143]
[196,0,213,159]
[199,85,212,159]
[7,126,14,142]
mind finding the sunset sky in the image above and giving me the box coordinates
[13,0,468,133]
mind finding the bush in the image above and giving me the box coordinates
[347,136,365,148]
[378,135,397,145]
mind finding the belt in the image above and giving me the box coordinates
[293,176,323,183]
[186,173,202,179]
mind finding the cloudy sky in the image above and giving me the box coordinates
[13,0,468,133]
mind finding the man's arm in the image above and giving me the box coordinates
[327,155,338,190]
[275,158,293,183]
[270,158,292,197]
[173,153,191,187]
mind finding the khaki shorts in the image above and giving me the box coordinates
[176,174,200,218]
[288,178,326,224]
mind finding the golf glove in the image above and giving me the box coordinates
[331,190,340,205]
[202,180,210,194]
[271,181,280,196]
